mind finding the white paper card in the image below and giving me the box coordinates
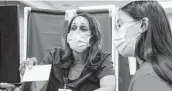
[128,57,137,75]
[22,65,52,82]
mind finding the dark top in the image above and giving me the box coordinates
[128,62,172,91]
[37,48,115,91]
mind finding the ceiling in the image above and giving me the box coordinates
[0,0,171,13]
[18,0,172,13]
[43,1,130,10]
[37,0,172,9]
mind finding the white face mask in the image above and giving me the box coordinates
[67,31,91,52]
[113,21,143,57]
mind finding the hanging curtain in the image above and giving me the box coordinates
[27,9,66,64]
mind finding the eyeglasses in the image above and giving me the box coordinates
[115,15,142,30]
[116,21,136,30]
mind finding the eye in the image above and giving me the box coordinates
[80,26,89,32]
[116,23,121,30]
[116,19,123,30]
[70,25,77,31]
[118,24,121,28]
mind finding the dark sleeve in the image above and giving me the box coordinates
[97,55,115,79]
[40,47,61,65]
[40,53,53,65]
[131,75,171,91]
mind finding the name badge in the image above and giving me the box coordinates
[58,89,72,91]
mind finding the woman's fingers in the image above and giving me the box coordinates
[19,57,38,75]
[28,57,38,69]
[32,57,38,65]
[25,58,30,67]
[19,61,26,73]
[19,60,28,76]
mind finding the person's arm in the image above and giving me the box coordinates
[94,55,116,91]
[33,48,62,91]
[28,53,53,91]
[19,49,54,75]
[131,75,171,91]
[94,75,116,91]
[40,48,61,65]
[21,48,61,91]
[39,51,53,65]
[20,51,53,91]
[20,48,60,73]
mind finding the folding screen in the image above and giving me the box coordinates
[0,5,20,83]
[27,9,66,64]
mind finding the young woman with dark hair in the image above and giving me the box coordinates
[114,1,172,91]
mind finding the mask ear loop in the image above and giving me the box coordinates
[88,35,93,47]
[130,20,144,39]
[135,19,144,34]
[121,20,143,50]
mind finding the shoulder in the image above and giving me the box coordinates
[131,75,172,91]
[93,51,112,68]
[41,47,63,64]
[91,51,111,66]
[98,51,111,62]
[131,62,157,81]
[99,51,111,57]
[49,47,62,55]
[48,47,63,59]
[96,51,115,79]
[129,62,172,91]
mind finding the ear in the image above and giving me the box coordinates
[141,17,149,32]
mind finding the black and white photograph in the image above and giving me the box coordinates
[0,0,172,91]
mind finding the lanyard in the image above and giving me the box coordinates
[63,68,69,89]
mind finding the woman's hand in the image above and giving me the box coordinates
[19,57,38,76]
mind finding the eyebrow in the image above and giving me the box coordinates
[71,23,88,27]
[81,23,87,25]
[71,23,76,25]
[117,19,122,24]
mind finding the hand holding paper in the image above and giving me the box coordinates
[22,65,52,82]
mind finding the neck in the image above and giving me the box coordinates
[72,50,88,64]
[136,56,143,65]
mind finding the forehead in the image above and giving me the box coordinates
[116,10,134,22]
[72,16,89,25]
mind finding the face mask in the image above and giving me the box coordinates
[67,31,91,52]
[113,21,143,57]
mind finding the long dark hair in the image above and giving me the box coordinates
[120,1,172,85]
[61,13,102,67]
